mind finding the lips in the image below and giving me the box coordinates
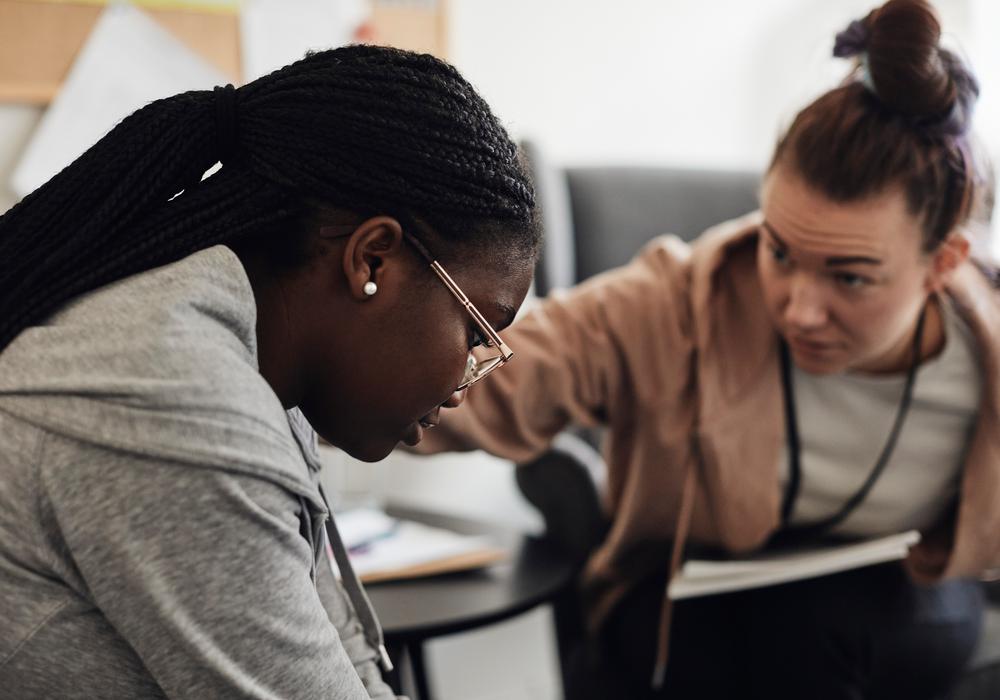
[403,422,424,446]
[402,414,439,446]
[789,337,838,355]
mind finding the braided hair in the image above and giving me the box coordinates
[0,45,537,353]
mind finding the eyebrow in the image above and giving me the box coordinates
[761,221,883,267]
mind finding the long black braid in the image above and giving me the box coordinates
[0,45,537,353]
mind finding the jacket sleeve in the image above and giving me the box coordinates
[416,235,693,464]
[39,439,399,700]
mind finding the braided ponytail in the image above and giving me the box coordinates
[0,45,537,353]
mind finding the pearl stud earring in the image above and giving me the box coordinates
[363,281,378,296]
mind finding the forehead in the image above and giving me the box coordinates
[760,166,923,260]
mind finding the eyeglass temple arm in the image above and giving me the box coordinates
[403,231,513,360]
[431,262,514,359]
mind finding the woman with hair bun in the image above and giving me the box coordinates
[417,1,998,697]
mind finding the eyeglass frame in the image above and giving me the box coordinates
[318,223,514,389]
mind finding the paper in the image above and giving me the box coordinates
[668,530,921,600]
[333,508,507,583]
[11,4,228,198]
[337,507,398,551]
[240,0,369,83]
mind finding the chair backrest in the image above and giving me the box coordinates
[522,139,762,295]
[566,167,761,282]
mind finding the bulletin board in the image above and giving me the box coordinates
[0,0,240,103]
[0,0,447,105]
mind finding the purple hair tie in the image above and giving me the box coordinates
[833,19,869,58]
[924,55,980,138]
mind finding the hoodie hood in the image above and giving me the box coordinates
[0,245,319,504]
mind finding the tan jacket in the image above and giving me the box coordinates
[420,214,1000,630]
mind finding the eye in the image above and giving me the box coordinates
[835,272,871,289]
[770,244,791,267]
[470,326,492,349]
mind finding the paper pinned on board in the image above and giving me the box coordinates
[11,4,228,198]
[240,0,369,83]
[668,530,921,600]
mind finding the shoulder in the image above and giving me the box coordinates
[946,261,1000,409]
[689,212,763,290]
[946,261,1000,359]
[4,245,262,399]
[0,246,310,495]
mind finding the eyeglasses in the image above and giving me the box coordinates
[319,224,514,390]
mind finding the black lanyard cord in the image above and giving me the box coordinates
[776,305,928,541]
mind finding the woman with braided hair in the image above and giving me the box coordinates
[416,1,999,698]
[0,46,537,698]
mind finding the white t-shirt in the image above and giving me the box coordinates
[780,298,982,538]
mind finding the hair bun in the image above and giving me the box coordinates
[862,0,978,135]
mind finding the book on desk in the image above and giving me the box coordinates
[331,507,507,584]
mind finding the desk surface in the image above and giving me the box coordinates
[366,506,577,643]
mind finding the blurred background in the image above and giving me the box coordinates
[1,2,996,698]
[2,0,997,213]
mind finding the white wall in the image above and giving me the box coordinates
[969,0,1000,156]
[447,0,980,169]
[447,0,997,261]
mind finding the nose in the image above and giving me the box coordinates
[784,274,828,330]
[443,387,468,409]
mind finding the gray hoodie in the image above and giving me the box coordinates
[0,245,400,699]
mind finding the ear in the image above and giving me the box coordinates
[340,216,405,301]
[925,232,970,294]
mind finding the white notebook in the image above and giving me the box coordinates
[668,530,921,600]
[332,508,506,583]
